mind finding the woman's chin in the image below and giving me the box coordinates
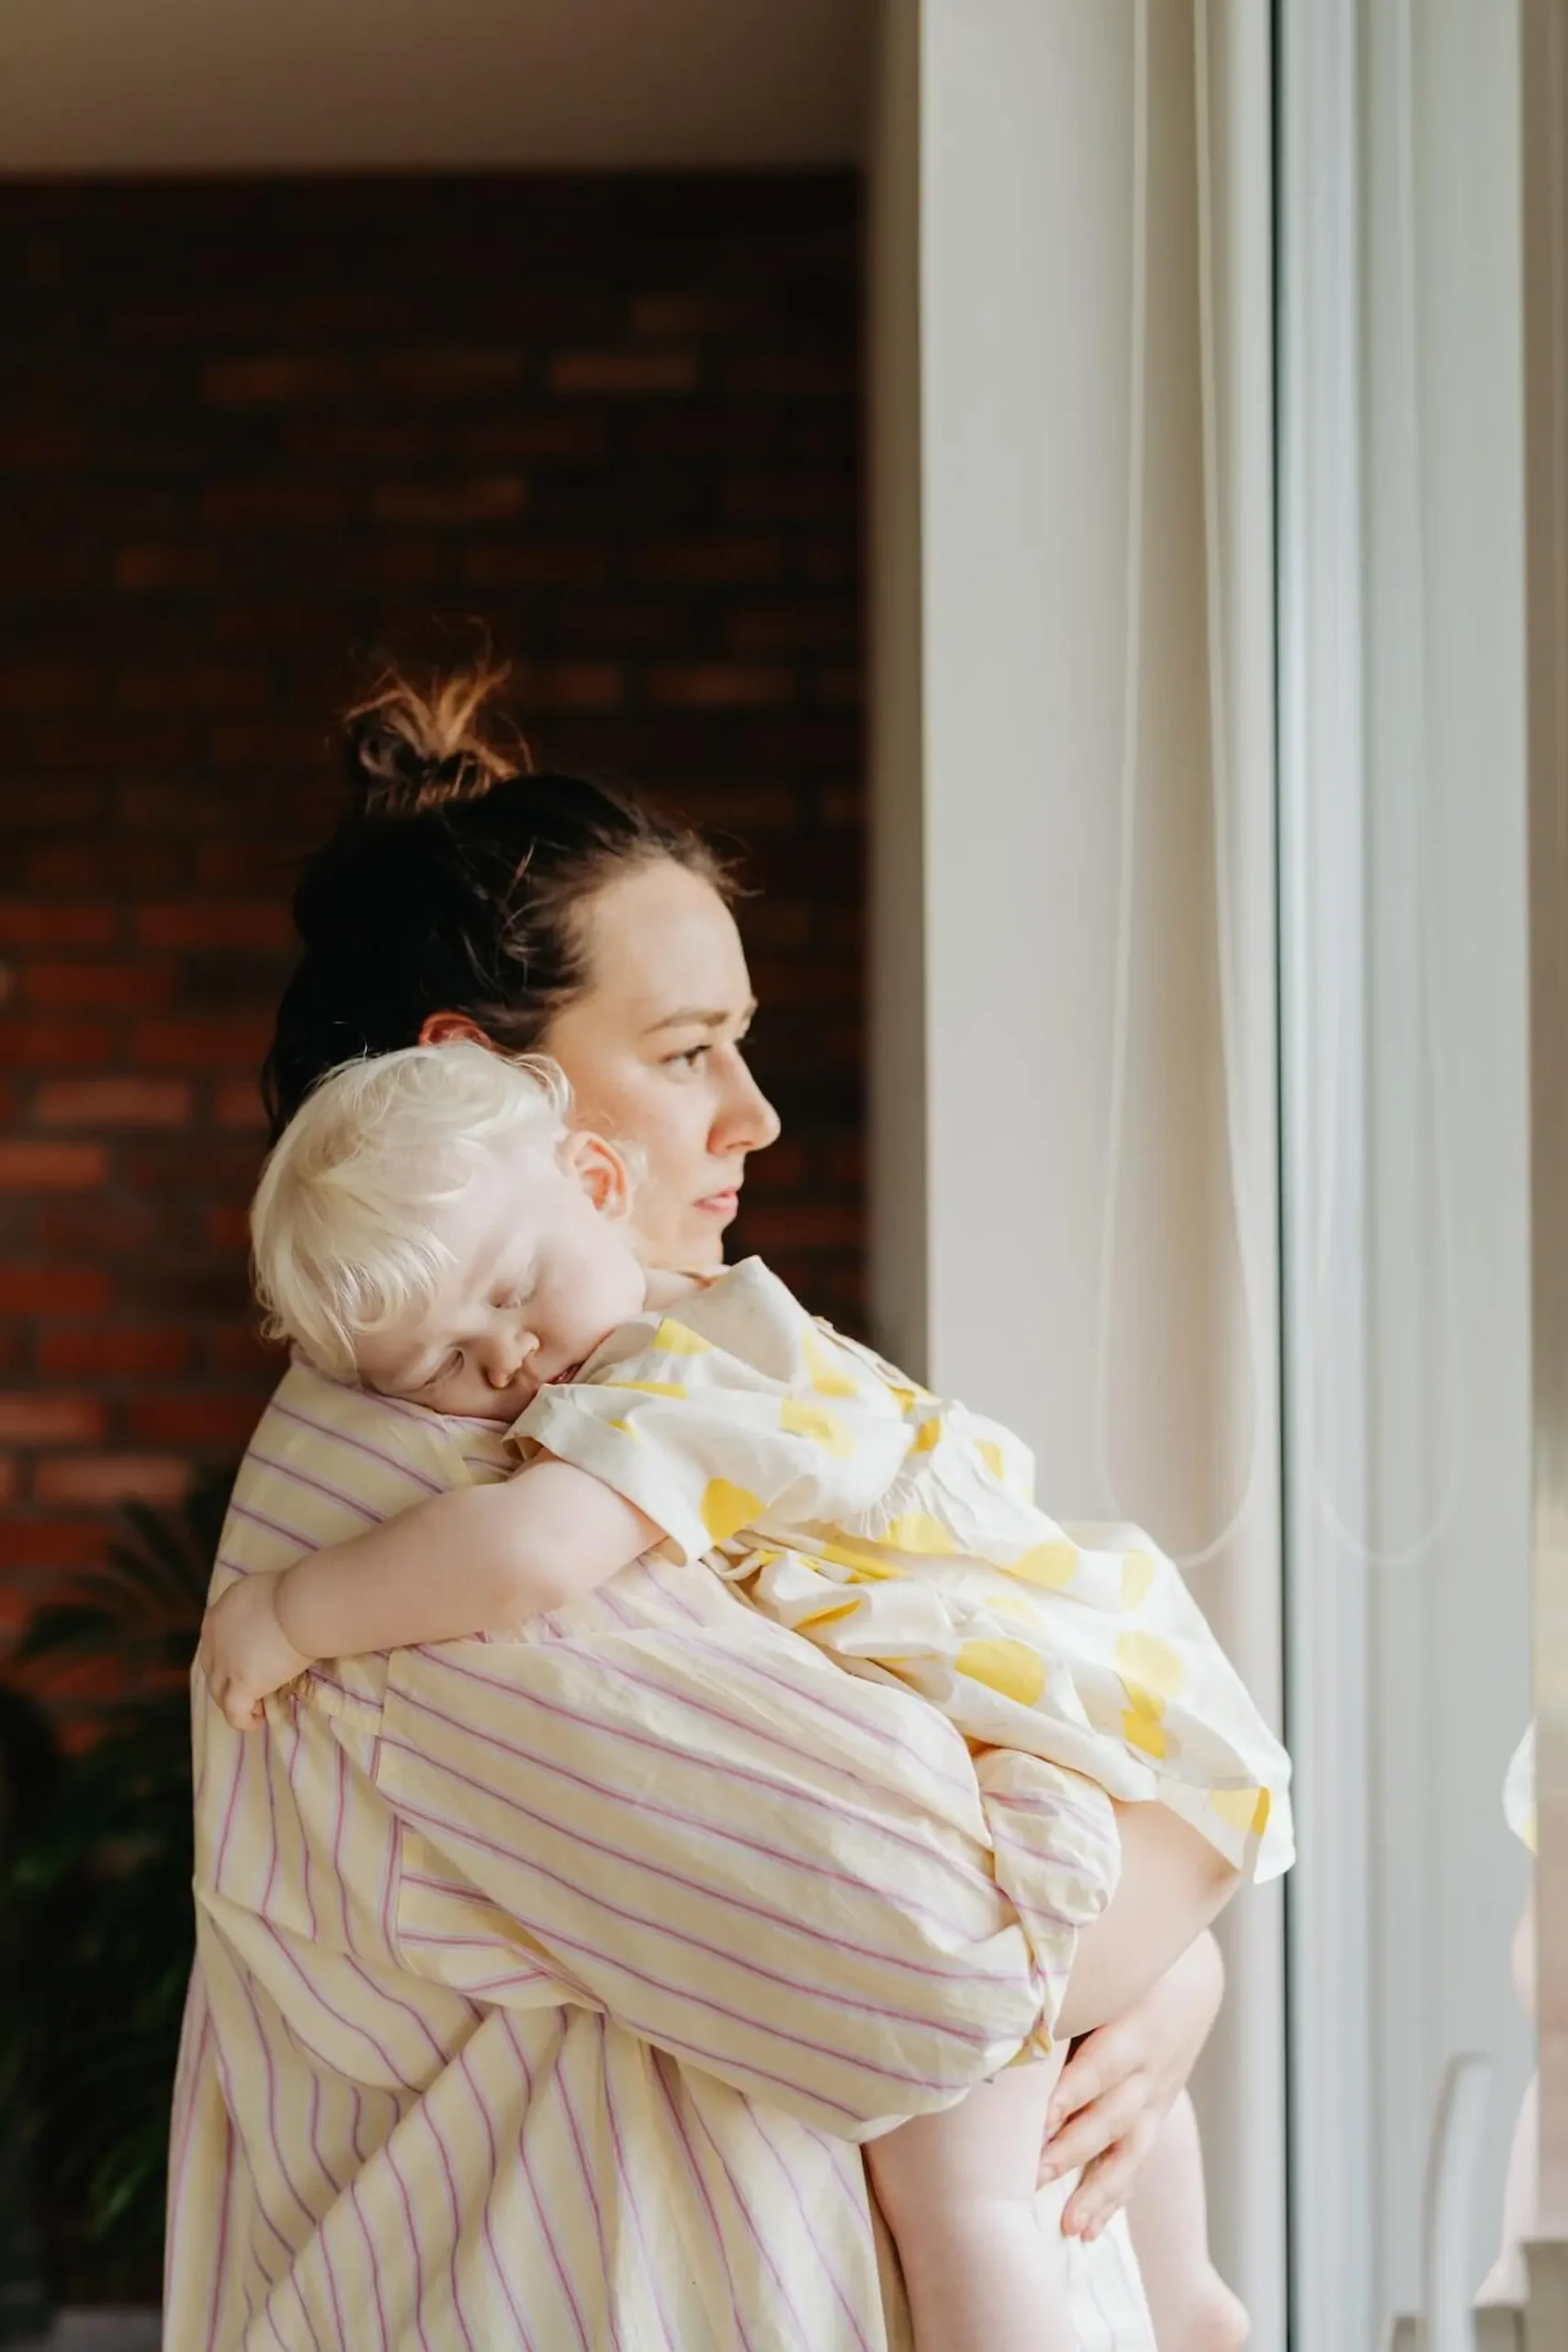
[671,1223,729,1275]
[631,1195,734,1276]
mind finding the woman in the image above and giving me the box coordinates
[166,666,1226,2349]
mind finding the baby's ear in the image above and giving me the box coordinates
[562,1129,632,1218]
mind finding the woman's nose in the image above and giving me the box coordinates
[714,1054,781,1156]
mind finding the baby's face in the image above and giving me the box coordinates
[354,1131,648,1422]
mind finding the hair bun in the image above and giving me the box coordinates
[344,662,532,819]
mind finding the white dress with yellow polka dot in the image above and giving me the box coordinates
[518,1258,1293,2036]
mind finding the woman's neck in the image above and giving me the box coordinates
[642,1265,710,1310]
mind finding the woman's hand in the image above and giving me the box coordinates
[198,1575,312,1731]
[1039,1926,1224,2239]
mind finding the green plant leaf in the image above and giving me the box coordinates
[2,1462,239,2299]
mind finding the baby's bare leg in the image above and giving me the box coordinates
[1125,2089,1248,2350]
[1056,1801,1238,2042]
[868,2054,1076,2352]
[1043,1804,1241,2351]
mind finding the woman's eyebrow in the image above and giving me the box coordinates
[640,997,757,1037]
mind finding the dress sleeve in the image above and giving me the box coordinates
[367,1592,1076,2139]
[514,1278,911,1566]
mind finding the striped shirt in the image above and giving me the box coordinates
[164,1361,1155,2349]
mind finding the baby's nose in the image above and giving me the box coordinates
[484,1329,535,1386]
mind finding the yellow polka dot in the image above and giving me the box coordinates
[1007,1541,1077,1589]
[780,1396,855,1456]
[888,1381,933,1415]
[987,1588,1043,1625]
[605,1417,641,1439]
[909,1416,943,1455]
[955,1637,1047,1709]
[700,1478,762,1543]
[652,1319,712,1356]
[609,1379,687,1400]
[801,1324,861,1397]
[1120,1551,1157,1610]
[796,1598,863,1631]
[882,1510,955,1555]
[1210,1786,1272,1838]
[1114,1630,1185,1699]
[1122,1698,1168,1758]
[818,1538,904,1582]
[976,1439,1007,1482]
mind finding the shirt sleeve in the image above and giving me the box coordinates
[365,1595,1066,2140]
[514,1293,911,1566]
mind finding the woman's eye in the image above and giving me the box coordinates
[665,1044,712,1072]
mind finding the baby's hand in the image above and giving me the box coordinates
[198,1574,312,1731]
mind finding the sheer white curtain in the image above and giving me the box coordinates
[1279,1,1534,2343]
[868,3,1284,2339]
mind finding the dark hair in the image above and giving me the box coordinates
[262,663,729,1138]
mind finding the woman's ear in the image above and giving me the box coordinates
[420,1010,491,1048]
[561,1131,632,1220]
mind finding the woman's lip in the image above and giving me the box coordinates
[697,1190,739,1217]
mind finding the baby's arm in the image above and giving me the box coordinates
[199,1458,660,1729]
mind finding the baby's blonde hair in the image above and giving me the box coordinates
[251,1041,571,1380]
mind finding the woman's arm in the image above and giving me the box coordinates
[209,1366,1234,2148]
[363,1606,1055,2136]
[199,1460,659,1728]
[363,1612,1237,2142]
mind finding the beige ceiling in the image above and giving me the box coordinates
[0,0,871,173]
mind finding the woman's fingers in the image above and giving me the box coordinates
[1046,2024,1125,2135]
[1061,2138,1135,2235]
[1038,2067,1147,2182]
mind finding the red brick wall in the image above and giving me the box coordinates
[0,175,863,1660]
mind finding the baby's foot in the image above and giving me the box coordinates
[1153,2267,1248,2352]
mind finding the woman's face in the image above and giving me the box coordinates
[541,859,781,1272]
